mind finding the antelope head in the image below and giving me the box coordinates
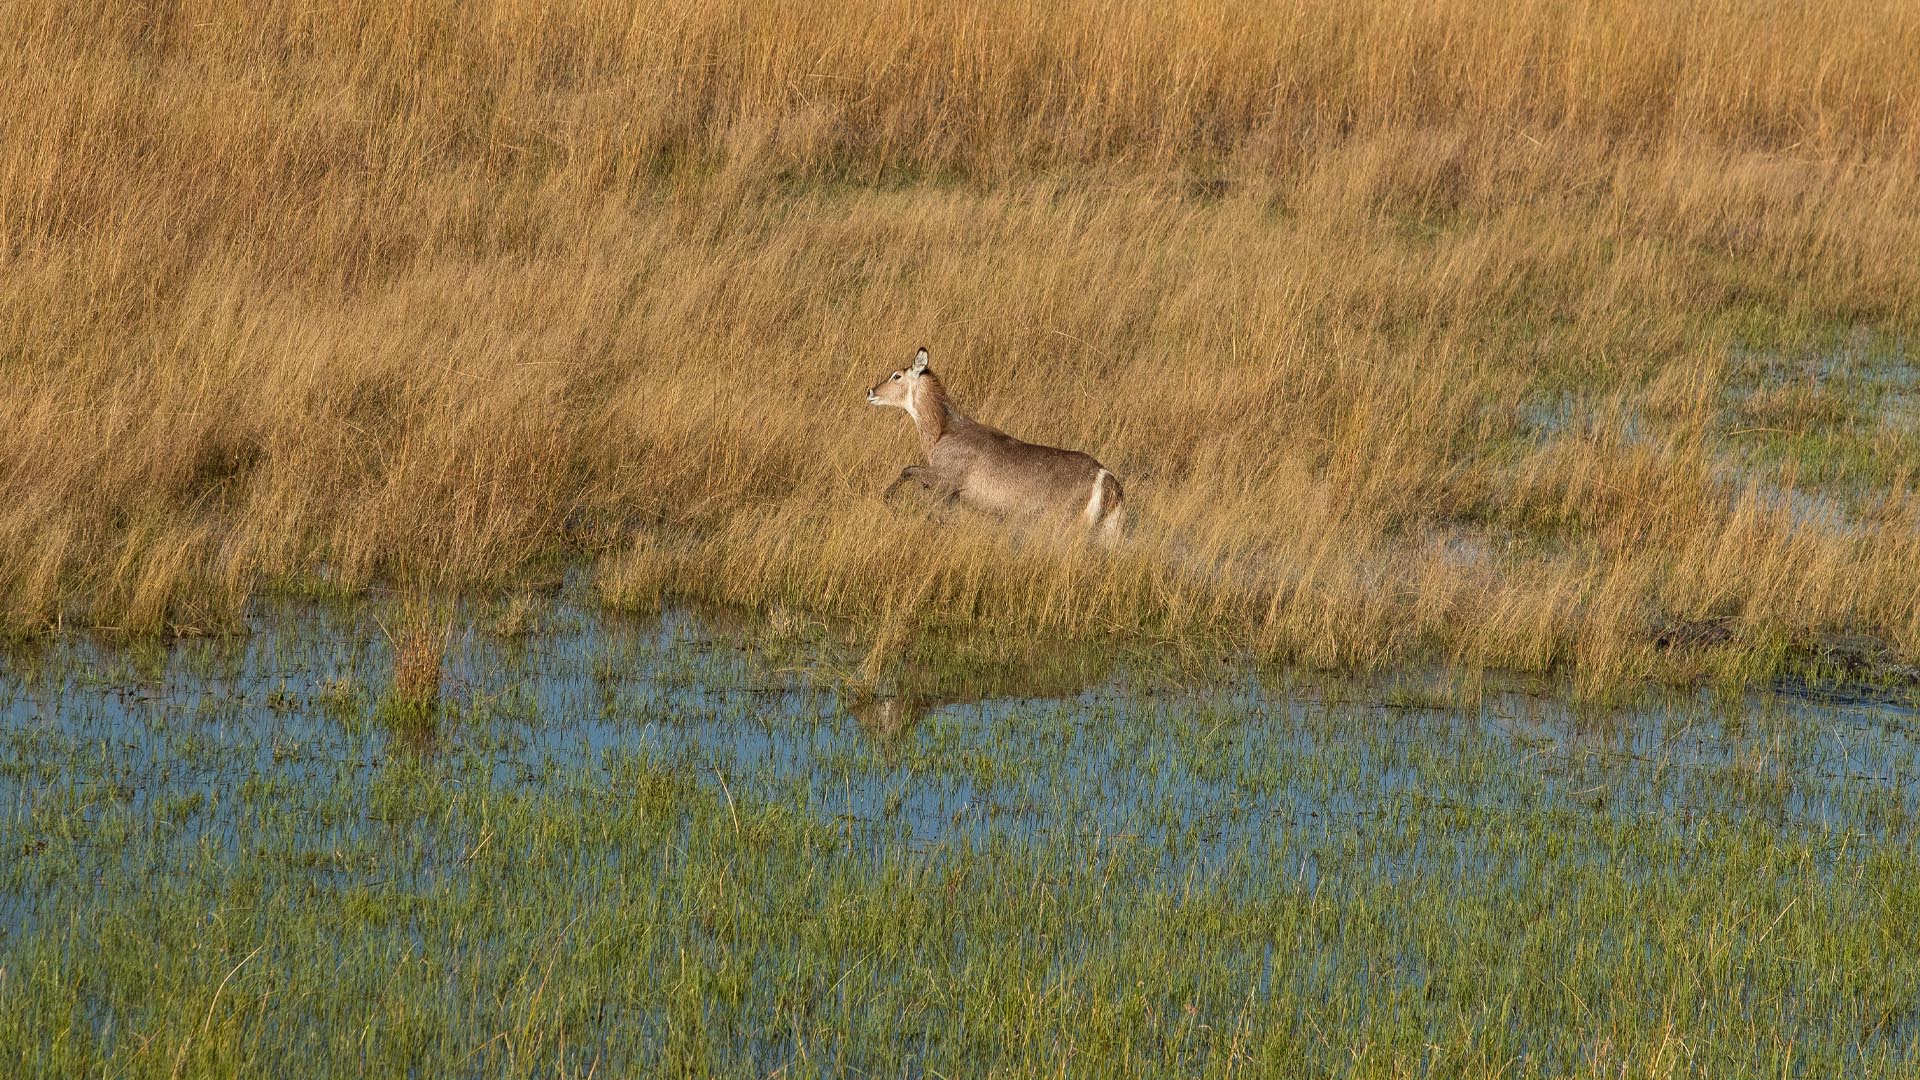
[866,346,931,414]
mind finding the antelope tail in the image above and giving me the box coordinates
[1087,469,1125,542]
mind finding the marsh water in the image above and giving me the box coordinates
[5,595,1920,1075]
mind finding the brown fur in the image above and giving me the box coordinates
[867,347,1124,538]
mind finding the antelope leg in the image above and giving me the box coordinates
[883,466,933,500]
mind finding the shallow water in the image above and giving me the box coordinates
[5,600,1917,907]
[5,599,1920,1073]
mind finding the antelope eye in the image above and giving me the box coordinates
[891,373,901,380]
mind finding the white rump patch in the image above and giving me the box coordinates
[1084,469,1111,525]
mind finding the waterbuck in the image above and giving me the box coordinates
[865,347,1124,539]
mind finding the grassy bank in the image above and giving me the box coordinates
[4,1,1920,689]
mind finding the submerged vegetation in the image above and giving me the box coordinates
[4,3,1920,685]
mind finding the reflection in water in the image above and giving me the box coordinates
[849,627,1135,757]
[853,695,922,742]
[385,712,440,758]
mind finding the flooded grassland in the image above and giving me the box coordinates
[10,4,1920,1075]
[3,598,1918,1077]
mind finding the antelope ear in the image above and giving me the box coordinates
[910,347,929,375]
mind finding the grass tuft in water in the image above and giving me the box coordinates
[376,600,448,740]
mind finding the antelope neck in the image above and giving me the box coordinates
[908,375,964,456]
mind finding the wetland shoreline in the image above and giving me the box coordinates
[4,596,1919,1075]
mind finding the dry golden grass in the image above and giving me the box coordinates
[385,601,448,716]
[4,0,1920,689]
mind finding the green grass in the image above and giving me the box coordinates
[3,601,1919,1076]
